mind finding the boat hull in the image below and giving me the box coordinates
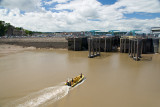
[65,75,84,87]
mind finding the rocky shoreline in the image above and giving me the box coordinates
[0,37,68,49]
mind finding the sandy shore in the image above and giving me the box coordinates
[0,44,35,57]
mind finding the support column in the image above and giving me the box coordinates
[105,37,106,52]
[120,38,122,53]
[74,37,76,51]
[88,38,92,58]
[133,39,136,58]
[92,38,95,57]
[131,39,133,57]
[96,38,98,56]
[129,39,131,56]
[98,37,101,56]
[136,39,139,61]
[124,38,126,53]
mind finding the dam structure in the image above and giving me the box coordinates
[0,31,160,61]
[67,35,160,61]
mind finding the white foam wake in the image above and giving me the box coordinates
[5,79,86,107]
[5,85,69,107]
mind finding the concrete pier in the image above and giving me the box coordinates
[121,37,143,61]
[120,37,157,54]
[88,37,100,58]
[120,38,129,53]
[128,38,143,61]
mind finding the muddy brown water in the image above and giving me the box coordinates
[0,49,160,107]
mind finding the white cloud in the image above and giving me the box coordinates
[44,0,70,5]
[0,0,160,32]
[114,0,160,13]
[0,0,42,11]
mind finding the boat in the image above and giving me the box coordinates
[65,74,85,87]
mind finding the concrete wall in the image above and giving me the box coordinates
[159,39,160,53]
[153,38,159,53]
[68,37,88,51]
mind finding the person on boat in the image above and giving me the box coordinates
[80,73,82,78]
[68,78,73,86]
[66,80,68,85]
[66,80,70,86]
[72,78,73,82]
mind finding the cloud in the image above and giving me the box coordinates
[0,0,160,32]
[114,0,160,13]
[0,0,42,11]
[44,0,70,5]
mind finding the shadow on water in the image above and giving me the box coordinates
[140,56,152,61]
[91,52,112,59]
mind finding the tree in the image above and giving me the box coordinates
[0,20,34,36]
[0,21,6,36]
[25,30,33,35]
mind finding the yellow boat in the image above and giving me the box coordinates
[65,74,85,87]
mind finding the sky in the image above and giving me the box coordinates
[0,0,160,33]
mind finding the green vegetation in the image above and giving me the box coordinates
[25,30,33,35]
[0,21,7,36]
[16,27,23,30]
[0,20,34,36]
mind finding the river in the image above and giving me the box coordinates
[0,49,160,107]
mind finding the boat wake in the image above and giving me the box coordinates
[5,83,69,107]
[5,79,85,107]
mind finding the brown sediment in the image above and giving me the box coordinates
[0,44,35,57]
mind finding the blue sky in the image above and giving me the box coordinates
[0,0,160,32]
[124,12,160,19]
[98,0,117,5]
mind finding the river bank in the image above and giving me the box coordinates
[0,37,68,49]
